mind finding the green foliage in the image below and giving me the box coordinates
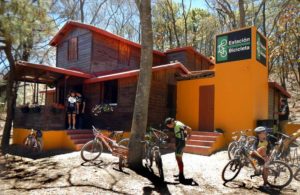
[152,1,219,56]
[0,0,55,60]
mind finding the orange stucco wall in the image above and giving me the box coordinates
[13,128,74,150]
[13,128,131,151]
[177,27,269,144]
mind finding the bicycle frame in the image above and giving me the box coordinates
[92,126,121,153]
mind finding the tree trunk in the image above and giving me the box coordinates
[166,0,180,47]
[238,0,246,27]
[181,0,191,46]
[128,0,153,169]
[80,0,85,23]
[1,40,17,150]
[262,2,267,36]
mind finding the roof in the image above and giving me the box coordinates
[14,61,93,84]
[269,82,291,98]
[176,70,215,81]
[165,46,215,65]
[84,62,190,84]
[49,21,165,57]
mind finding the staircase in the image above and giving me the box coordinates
[184,131,225,156]
[66,130,94,150]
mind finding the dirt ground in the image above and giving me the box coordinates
[0,148,300,195]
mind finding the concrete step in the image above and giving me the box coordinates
[186,140,214,147]
[69,134,94,140]
[72,138,92,145]
[189,135,218,141]
[190,131,222,136]
[66,130,93,135]
[184,145,212,156]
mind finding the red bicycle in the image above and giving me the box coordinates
[80,126,129,162]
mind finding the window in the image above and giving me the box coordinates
[118,42,130,66]
[101,80,118,104]
[68,37,78,61]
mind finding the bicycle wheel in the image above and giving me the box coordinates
[80,139,103,162]
[228,141,238,160]
[143,142,153,168]
[24,136,34,152]
[118,138,129,147]
[265,160,293,188]
[221,159,242,182]
[154,150,164,181]
[294,167,300,181]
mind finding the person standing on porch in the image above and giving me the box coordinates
[275,98,289,133]
[66,90,77,130]
[165,117,191,183]
[76,92,86,129]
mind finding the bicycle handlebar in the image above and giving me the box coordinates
[232,129,251,135]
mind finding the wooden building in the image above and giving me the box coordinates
[12,21,214,151]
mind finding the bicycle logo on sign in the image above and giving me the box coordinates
[218,39,228,58]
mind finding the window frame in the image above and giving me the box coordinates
[68,37,78,61]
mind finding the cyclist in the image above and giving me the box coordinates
[165,117,191,183]
[251,126,273,187]
[66,90,77,129]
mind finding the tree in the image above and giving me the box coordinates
[238,0,245,27]
[0,0,54,149]
[128,0,153,168]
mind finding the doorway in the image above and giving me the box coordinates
[199,85,214,131]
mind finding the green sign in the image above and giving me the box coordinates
[216,28,252,63]
[256,31,267,65]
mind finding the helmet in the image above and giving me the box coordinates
[164,117,174,125]
[254,126,267,133]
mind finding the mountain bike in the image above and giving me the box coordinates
[24,129,43,153]
[222,135,293,189]
[271,130,300,166]
[142,127,168,181]
[80,126,129,162]
[228,129,256,160]
[294,165,300,181]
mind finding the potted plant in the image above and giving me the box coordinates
[92,103,116,116]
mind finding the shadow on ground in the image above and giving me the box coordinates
[223,181,297,195]
[3,144,73,159]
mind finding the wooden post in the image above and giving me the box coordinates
[36,83,39,104]
[33,83,36,104]
[64,76,69,102]
[45,84,48,105]
[23,81,26,105]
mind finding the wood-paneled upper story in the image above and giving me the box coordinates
[50,21,213,74]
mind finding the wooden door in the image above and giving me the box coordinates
[199,85,214,131]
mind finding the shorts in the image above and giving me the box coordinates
[175,139,185,156]
[67,106,76,114]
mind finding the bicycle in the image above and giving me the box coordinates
[272,130,300,166]
[222,135,293,189]
[142,127,168,181]
[294,165,300,181]
[228,129,256,160]
[23,129,43,153]
[80,126,129,162]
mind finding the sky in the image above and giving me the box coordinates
[173,0,207,9]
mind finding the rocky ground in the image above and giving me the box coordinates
[0,147,300,195]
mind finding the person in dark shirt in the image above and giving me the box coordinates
[275,98,289,133]
[66,90,77,129]
[75,92,86,129]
